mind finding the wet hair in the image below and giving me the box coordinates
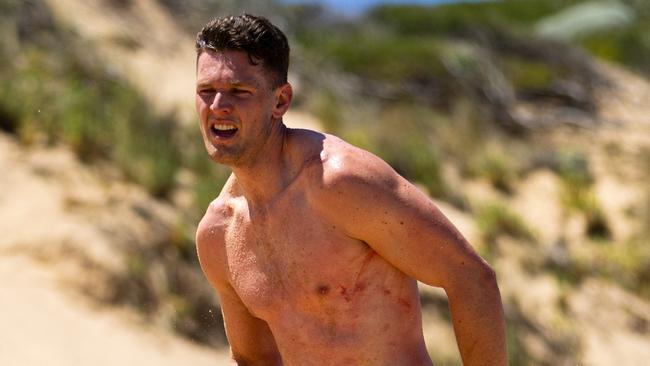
[196,14,290,88]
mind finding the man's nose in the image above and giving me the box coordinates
[210,92,233,115]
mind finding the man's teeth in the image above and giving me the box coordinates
[213,124,236,131]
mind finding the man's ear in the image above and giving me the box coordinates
[272,83,293,119]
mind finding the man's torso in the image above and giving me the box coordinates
[207,131,434,365]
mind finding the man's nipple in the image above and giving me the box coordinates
[316,284,330,296]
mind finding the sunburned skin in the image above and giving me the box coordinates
[198,131,433,365]
[195,48,506,366]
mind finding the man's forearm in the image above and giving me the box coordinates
[230,361,283,366]
[230,351,284,366]
[446,267,507,366]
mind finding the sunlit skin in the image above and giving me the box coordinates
[195,49,290,169]
[195,50,507,365]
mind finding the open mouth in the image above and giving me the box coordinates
[210,123,238,138]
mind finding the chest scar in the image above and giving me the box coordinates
[313,250,377,301]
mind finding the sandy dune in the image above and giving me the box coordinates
[0,134,231,365]
[0,255,230,366]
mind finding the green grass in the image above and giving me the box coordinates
[0,3,232,346]
[502,56,559,92]
[299,31,449,83]
[580,23,650,75]
[506,316,530,366]
[367,1,582,36]
[552,150,611,239]
[308,89,344,133]
[341,101,449,199]
[563,237,650,300]
[467,144,519,194]
[476,201,537,244]
[603,239,650,298]
[192,166,231,216]
[0,44,182,197]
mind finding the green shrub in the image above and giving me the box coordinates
[554,150,592,202]
[476,201,536,243]
[184,138,232,216]
[368,1,584,36]
[468,145,519,193]
[502,56,558,91]
[553,150,610,239]
[506,315,529,366]
[303,32,448,83]
[572,238,650,300]
[192,167,230,216]
[309,89,343,133]
[355,102,448,198]
[0,37,181,197]
[579,23,650,76]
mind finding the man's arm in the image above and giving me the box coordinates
[196,203,282,366]
[316,147,507,366]
[216,283,283,366]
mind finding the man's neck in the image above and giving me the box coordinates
[230,123,294,207]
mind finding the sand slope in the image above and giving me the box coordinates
[0,134,231,365]
[0,256,230,366]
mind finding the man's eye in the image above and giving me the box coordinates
[233,89,251,96]
[198,89,215,95]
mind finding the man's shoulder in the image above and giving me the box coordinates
[195,177,240,287]
[196,175,240,245]
[301,132,421,241]
[304,132,401,211]
[318,133,399,191]
[199,197,234,229]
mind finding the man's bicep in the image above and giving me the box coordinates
[217,285,282,364]
[374,187,488,288]
[371,186,481,286]
[323,162,488,289]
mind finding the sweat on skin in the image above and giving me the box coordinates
[194,15,507,366]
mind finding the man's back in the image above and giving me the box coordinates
[198,129,434,365]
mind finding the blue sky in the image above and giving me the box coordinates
[280,0,480,16]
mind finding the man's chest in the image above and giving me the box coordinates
[222,198,373,319]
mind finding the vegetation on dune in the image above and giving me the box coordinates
[552,149,610,239]
[367,0,581,34]
[0,0,230,344]
[290,0,643,211]
[294,0,650,121]
[0,0,232,208]
[0,1,180,197]
[367,0,650,76]
[477,201,537,244]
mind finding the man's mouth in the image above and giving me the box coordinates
[210,123,238,138]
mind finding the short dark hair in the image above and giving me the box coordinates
[196,14,290,88]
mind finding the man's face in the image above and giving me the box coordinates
[195,49,284,166]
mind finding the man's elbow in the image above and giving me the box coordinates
[473,260,500,297]
[477,260,498,288]
[447,258,500,298]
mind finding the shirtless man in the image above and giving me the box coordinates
[194,14,507,366]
